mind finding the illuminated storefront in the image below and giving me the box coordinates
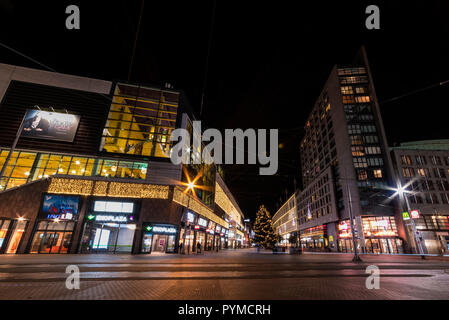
[79,199,138,253]
[300,225,328,251]
[29,194,79,254]
[0,218,28,254]
[142,224,178,254]
[337,216,404,254]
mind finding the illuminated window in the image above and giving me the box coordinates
[402,167,415,177]
[355,87,368,94]
[100,83,179,158]
[351,146,364,156]
[355,95,370,103]
[400,155,412,165]
[340,86,354,94]
[0,149,148,191]
[342,95,355,104]
[373,169,382,178]
[357,170,368,180]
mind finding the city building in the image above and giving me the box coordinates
[296,47,406,254]
[243,219,254,248]
[0,63,244,254]
[272,193,298,247]
[390,140,449,254]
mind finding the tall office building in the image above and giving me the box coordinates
[297,47,407,254]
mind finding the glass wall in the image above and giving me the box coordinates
[100,83,179,158]
[0,149,148,191]
[79,222,136,253]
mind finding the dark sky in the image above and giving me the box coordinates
[1,1,449,220]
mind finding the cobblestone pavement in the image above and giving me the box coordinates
[0,249,448,299]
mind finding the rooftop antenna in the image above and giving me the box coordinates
[199,0,217,118]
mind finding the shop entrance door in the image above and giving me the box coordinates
[30,221,75,254]
[152,234,167,252]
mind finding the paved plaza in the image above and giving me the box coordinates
[0,249,448,300]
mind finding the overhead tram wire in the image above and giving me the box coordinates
[127,0,145,81]
[199,0,217,118]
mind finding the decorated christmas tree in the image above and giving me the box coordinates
[253,205,278,248]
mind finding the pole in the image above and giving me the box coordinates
[346,183,362,262]
[0,114,26,190]
[403,193,425,258]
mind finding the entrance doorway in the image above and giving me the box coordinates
[79,222,136,253]
[29,220,75,254]
[141,233,176,253]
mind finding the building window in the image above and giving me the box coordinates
[341,86,354,94]
[353,157,368,168]
[350,135,363,145]
[415,156,427,165]
[0,149,148,191]
[402,167,415,177]
[367,157,384,167]
[355,87,368,94]
[342,95,355,104]
[365,146,381,155]
[100,83,179,158]
[348,125,361,134]
[351,146,364,156]
[373,169,382,178]
[355,96,370,103]
[400,155,412,165]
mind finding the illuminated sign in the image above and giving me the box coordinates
[410,210,420,219]
[338,221,349,231]
[194,225,200,230]
[187,212,195,223]
[152,226,177,234]
[21,109,80,142]
[94,201,134,213]
[371,220,389,228]
[94,215,128,223]
[198,218,208,227]
[215,225,221,233]
[41,195,79,220]
[402,212,410,220]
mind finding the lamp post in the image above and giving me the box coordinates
[345,182,363,262]
[396,184,425,258]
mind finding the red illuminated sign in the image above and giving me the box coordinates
[410,210,420,219]
[194,225,200,230]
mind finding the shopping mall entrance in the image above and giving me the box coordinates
[79,221,136,253]
[29,220,75,254]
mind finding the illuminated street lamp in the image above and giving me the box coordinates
[393,183,425,258]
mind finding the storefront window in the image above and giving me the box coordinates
[0,219,11,248]
[5,220,27,254]
[29,220,75,254]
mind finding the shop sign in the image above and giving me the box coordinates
[208,220,215,230]
[371,220,389,228]
[338,221,349,231]
[41,194,79,220]
[402,212,410,220]
[228,231,235,238]
[198,217,208,227]
[329,236,334,242]
[21,109,81,142]
[152,226,177,234]
[410,210,420,219]
[187,212,196,223]
[215,225,221,233]
[194,225,200,230]
[89,215,128,223]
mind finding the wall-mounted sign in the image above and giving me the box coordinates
[371,220,389,228]
[338,221,349,231]
[152,225,177,234]
[187,212,196,223]
[215,225,221,233]
[402,212,410,220]
[21,109,80,142]
[41,195,79,220]
[410,210,420,219]
[94,201,134,213]
[208,220,215,230]
[198,217,208,227]
[194,225,200,230]
[88,215,128,223]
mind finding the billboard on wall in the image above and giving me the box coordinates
[41,194,80,220]
[20,109,80,142]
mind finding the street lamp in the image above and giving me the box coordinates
[394,183,425,258]
[345,182,363,262]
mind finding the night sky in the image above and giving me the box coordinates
[1,1,449,220]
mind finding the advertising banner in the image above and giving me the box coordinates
[21,109,80,142]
